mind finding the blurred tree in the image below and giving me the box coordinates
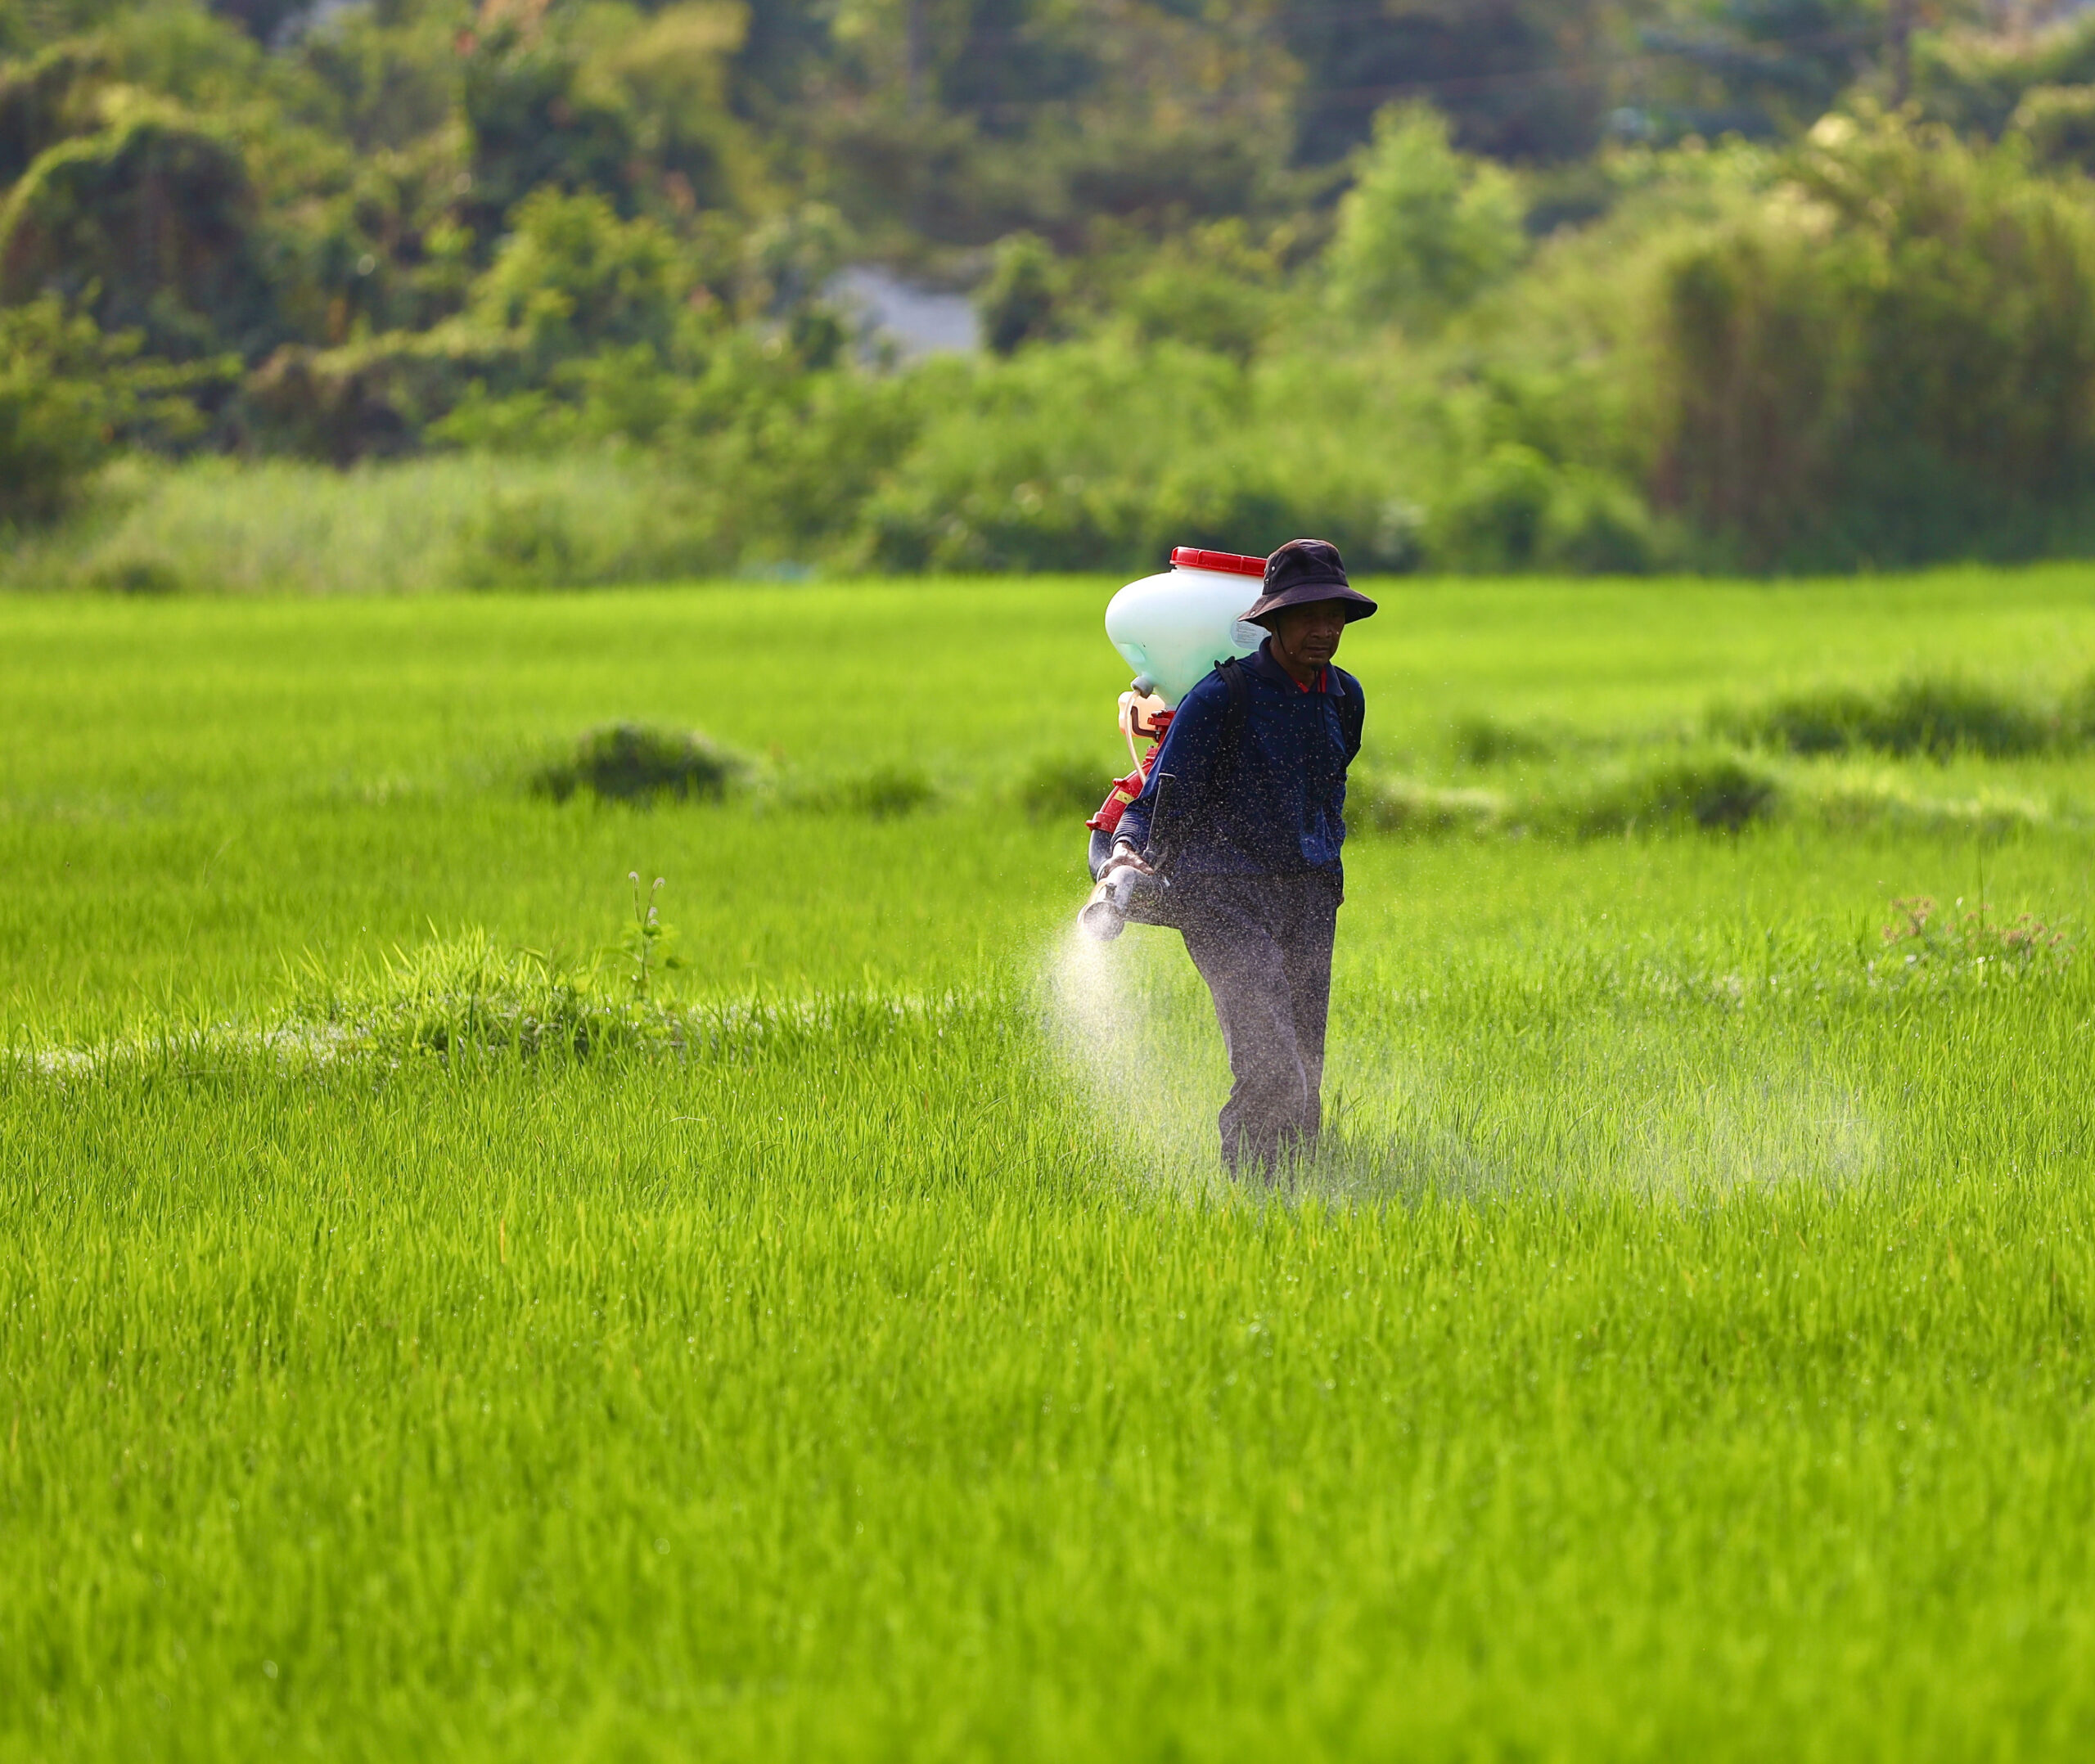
[933,0,1098,135]
[1280,0,1617,165]
[466,186,691,366]
[1119,219,1279,363]
[205,0,310,47]
[808,0,1299,243]
[0,39,109,185]
[601,2,756,216]
[741,199,845,313]
[1914,6,2095,137]
[0,294,223,519]
[1324,102,1526,331]
[728,0,830,125]
[2010,80,2095,169]
[460,21,638,239]
[298,3,461,152]
[0,106,282,359]
[976,229,1063,353]
[1635,0,1881,140]
[1653,114,2095,566]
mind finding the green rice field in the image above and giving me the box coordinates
[7,570,2095,1759]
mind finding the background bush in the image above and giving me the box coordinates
[14,1,2095,579]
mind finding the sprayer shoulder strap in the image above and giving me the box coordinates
[1211,658,1252,790]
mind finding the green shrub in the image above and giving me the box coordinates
[1917,11,2095,138]
[1324,103,1526,334]
[1357,774,1503,835]
[1116,221,1281,365]
[532,722,748,805]
[858,338,1421,574]
[1427,445,1657,574]
[976,232,1066,356]
[1555,753,1781,837]
[1016,753,1111,822]
[241,343,421,466]
[1449,713,1555,767]
[81,551,185,595]
[0,107,281,362]
[455,487,584,590]
[803,763,936,819]
[1719,677,2062,760]
[465,188,694,372]
[2009,83,2095,173]
[1652,115,2095,569]
[1536,467,1660,574]
[1427,443,1556,572]
[0,296,221,524]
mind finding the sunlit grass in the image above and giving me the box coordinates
[6,571,2095,1757]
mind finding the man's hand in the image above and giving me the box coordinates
[1103,841,1156,877]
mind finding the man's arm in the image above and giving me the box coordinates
[1339,669,1365,764]
[1112,674,1226,862]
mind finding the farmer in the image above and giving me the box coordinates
[1106,538,1376,1176]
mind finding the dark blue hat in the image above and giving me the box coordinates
[1244,538,1378,625]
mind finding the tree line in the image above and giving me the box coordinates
[11,0,2095,573]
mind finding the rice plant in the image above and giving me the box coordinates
[7,570,2095,1758]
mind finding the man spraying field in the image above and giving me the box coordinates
[1097,538,1376,1176]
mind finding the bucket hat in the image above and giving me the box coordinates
[1242,538,1378,625]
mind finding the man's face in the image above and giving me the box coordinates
[1269,599,1349,671]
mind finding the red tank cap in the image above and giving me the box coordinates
[1169,546,1268,578]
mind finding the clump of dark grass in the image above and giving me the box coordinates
[1811,776,2046,835]
[1715,675,2066,760]
[290,934,664,1062]
[1358,754,1778,839]
[1358,774,1505,835]
[1553,753,1780,836]
[1016,753,1111,821]
[83,553,186,596]
[800,763,936,819]
[1449,713,1556,767]
[272,932,1016,1068]
[533,722,749,806]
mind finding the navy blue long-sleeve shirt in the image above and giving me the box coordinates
[1115,638,1365,879]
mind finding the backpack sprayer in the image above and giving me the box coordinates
[1078,547,1267,939]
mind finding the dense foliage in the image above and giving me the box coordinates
[12,0,2095,575]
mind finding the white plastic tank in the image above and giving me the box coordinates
[1104,547,1267,708]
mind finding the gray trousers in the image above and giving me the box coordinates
[1172,872,1341,1176]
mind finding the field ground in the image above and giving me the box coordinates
[6,570,2095,1758]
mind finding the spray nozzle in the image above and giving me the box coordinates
[1079,865,1142,940]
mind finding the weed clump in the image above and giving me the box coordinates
[1356,755,1778,839]
[807,764,936,819]
[294,933,659,1061]
[82,552,185,596]
[1810,776,2045,835]
[455,489,581,591]
[1358,774,1503,835]
[534,723,748,806]
[1718,676,2062,759]
[1557,754,1781,836]
[1017,753,1110,821]
[1449,713,1555,767]
[1876,894,2073,976]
